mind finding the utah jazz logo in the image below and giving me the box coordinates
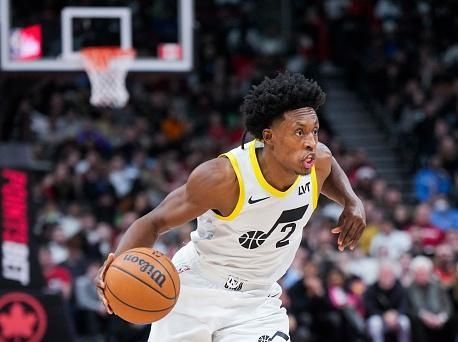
[224,275,244,291]
[238,205,308,249]
[258,331,289,341]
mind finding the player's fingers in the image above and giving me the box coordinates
[349,224,365,250]
[350,240,358,250]
[337,221,350,246]
[101,253,115,279]
[96,282,105,299]
[96,284,113,314]
[96,253,114,287]
[94,253,115,314]
[332,227,345,250]
[348,227,362,250]
[342,222,358,250]
[336,216,345,244]
[102,298,113,314]
[331,227,342,234]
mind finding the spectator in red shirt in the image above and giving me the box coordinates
[38,246,72,301]
[407,203,445,255]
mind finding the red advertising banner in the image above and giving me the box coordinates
[0,168,43,289]
[10,24,42,61]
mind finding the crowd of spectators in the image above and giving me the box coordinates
[0,0,457,341]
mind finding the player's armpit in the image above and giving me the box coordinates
[149,157,237,231]
[185,156,239,218]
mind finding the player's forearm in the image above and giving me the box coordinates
[113,216,160,257]
[321,157,360,207]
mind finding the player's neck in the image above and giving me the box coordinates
[256,148,298,192]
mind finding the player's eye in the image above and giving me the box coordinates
[312,128,319,135]
[296,129,304,136]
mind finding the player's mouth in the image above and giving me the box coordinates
[302,153,315,169]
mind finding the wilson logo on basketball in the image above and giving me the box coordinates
[123,254,166,287]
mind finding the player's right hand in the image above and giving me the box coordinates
[95,253,115,314]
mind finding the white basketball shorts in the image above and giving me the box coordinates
[147,244,290,342]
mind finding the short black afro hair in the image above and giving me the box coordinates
[241,72,326,141]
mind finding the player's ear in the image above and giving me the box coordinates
[262,129,273,145]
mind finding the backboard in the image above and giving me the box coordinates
[0,0,193,72]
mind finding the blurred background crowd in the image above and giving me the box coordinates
[1,0,457,341]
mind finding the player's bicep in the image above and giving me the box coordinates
[143,185,206,235]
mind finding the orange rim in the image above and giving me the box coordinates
[80,47,136,71]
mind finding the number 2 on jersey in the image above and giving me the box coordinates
[238,204,309,249]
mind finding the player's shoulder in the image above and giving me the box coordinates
[187,156,237,192]
[316,142,332,162]
[315,142,332,176]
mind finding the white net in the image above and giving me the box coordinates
[81,47,135,108]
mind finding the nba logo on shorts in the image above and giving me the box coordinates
[224,275,244,291]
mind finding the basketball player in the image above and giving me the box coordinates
[97,72,366,341]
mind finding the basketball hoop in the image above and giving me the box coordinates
[80,47,136,108]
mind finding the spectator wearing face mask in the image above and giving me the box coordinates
[430,196,458,231]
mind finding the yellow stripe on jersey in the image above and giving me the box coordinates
[249,140,301,198]
[214,152,245,221]
[311,165,319,209]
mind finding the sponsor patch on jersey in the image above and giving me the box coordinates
[224,275,244,291]
[176,264,191,274]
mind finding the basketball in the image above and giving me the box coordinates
[104,247,180,324]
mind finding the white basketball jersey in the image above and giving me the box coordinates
[190,140,318,285]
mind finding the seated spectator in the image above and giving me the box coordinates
[430,196,458,231]
[358,206,383,255]
[406,256,455,342]
[346,275,366,319]
[288,260,328,342]
[433,244,456,289]
[450,262,458,340]
[392,204,412,231]
[369,214,412,259]
[364,261,410,342]
[436,136,457,178]
[325,268,367,342]
[281,247,308,290]
[445,230,458,259]
[74,260,107,342]
[344,247,379,285]
[407,203,445,255]
[414,156,451,202]
[38,246,72,301]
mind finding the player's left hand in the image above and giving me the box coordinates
[331,199,366,251]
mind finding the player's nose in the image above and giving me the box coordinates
[303,132,316,151]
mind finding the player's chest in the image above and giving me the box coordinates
[228,195,314,250]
